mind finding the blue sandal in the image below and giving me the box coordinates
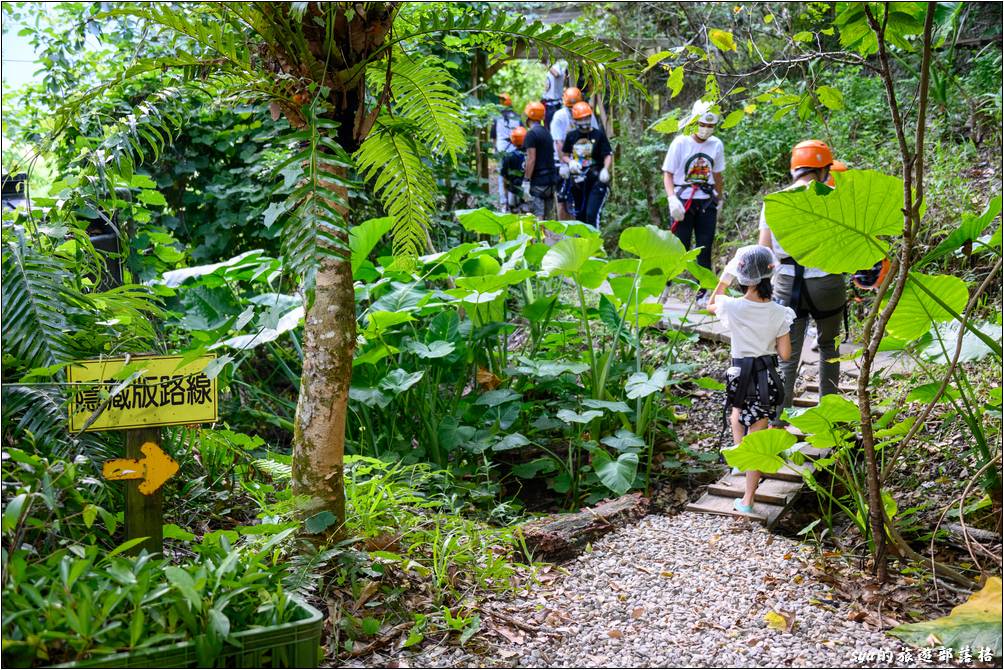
[734,499,755,514]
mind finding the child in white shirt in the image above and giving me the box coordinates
[708,246,794,515]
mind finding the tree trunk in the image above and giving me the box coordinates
[284,3,397,531]
[292,249,355,529]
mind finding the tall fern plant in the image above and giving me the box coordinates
[87,1,642,531]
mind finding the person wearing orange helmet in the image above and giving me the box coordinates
[550,87,600,220]
[490,93,523,210]
[560,101,613,227]
[757,140,847,420]
[500,127,530,213]
[521,101,557,221]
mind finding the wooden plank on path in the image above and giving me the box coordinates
[707,474,803,505]
[686,493,779,526]
[804,382,857,395]
[762,462,813,483]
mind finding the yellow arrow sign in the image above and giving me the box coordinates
[102,442,179,495]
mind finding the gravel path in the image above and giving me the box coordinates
[406,512,940,668]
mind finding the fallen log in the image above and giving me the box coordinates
[518,492,649,562]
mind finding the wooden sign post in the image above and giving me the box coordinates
[69,354,218,554]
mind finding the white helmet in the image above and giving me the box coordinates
[689,99,720,126]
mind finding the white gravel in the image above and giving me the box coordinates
[403,512,947,669]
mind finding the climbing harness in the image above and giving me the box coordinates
[779,257,850,341]
[717,354,785,451]
[671,183,718,233]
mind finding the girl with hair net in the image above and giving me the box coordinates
[707,246,795,515]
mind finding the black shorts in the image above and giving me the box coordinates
[726,365,782,427]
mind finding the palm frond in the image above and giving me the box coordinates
[0,385,68,455]
[373,10,645,100]
[1,232,83,368]
[354,117,438,261]
[389,56,466,162]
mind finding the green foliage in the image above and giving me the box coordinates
[1,533,299,667]
[763,170,905,274]
[722,429,797,474]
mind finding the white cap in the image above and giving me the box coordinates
[689,100,719,126]
[724,245,778,286]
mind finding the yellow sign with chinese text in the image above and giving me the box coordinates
[68,355,218,432]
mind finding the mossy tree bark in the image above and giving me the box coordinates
[267,3,398,532]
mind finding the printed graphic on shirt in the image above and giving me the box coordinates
[683,152,715,186]
[570,136,596,182]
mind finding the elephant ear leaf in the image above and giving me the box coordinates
[721,429,796,474]
[890,577,1002,656]
[763,170,904,274]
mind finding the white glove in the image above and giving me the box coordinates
[669,195,686,222]
[568,161,582,175]
[716,195,725,215]
[559,164,570,179]
[599,167,610,184]
[521,181,531,200]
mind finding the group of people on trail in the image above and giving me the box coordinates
[492,80,867,516]
[492,61,613,228]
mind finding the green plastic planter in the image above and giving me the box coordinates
[54,600,323,669]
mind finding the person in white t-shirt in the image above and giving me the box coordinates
[540,61,567,128]
[758,140,847,420]
[662,100,726,307]
[708,245,794,516]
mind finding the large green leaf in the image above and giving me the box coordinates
[350,217,394,275]
[722,429,797,474]
[618,225,689,278]
[885,273,969,341]
[591,449,639,495]
[556,408,604,424]
[763,170,904,274]
[890,577,1002,656]
[456,208,516,236]
[625,368,670,399]
[379,368,425,395]
[785,394,860,448]
[541,237,603,277]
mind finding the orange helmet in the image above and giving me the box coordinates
[825,159,848,187]
[571,101,593,120]
[790,140,833,171]
[510,126,526,148]
[499,93,512,107]
[524,101,545,122]
[562,87,583,107]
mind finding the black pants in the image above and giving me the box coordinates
[569,172,609,228]
[672,198,718,271]
[543,100,562,129]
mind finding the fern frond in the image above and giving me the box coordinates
[389,56,466,162]
[270,115,353,278]
[1,233,83,368]
[354,118,438,261]
[252,457,293,481]
[0,386,68,455]
[373,10,645,100]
